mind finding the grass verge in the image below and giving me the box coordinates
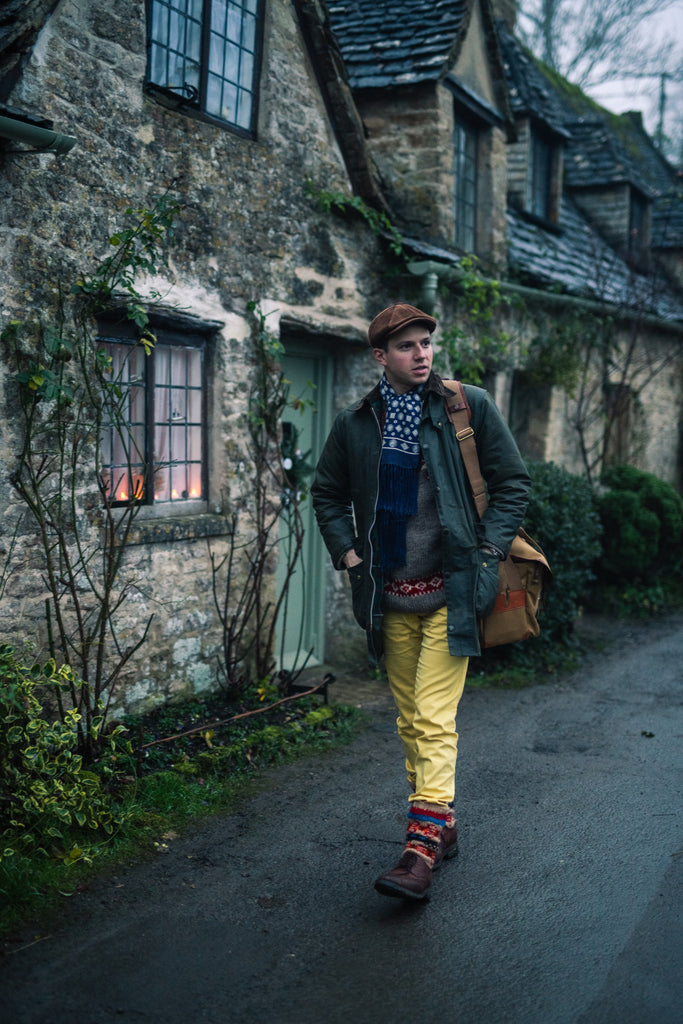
[0,690,366,941]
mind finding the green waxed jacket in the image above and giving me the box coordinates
[311,373,531,659]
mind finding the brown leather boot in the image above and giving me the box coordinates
[433,821,458,869]
[374,850,433,900]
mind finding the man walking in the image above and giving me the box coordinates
[311,303,530,900]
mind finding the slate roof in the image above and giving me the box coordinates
[563,119,656,197]
[497,21,679,201]
[497,19,683,310]
[495,20,568,137]
[507,194,683,321]
[325,0,469,89]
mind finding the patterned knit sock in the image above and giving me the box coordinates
[405,801,450,866]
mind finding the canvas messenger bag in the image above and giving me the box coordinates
[443,381,552,648]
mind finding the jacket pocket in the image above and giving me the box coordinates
[346,562,370,629]
[475,556,501,618]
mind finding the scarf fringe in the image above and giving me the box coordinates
[377,462,420,516]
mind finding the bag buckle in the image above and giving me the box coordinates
[455,427,474,441]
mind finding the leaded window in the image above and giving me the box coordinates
[146,0,263,135]
[453,115,477,252]
[100,336,205,506]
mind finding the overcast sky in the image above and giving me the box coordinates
[584,2,683,162]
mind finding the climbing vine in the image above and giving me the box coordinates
[6,195,179,760]
[435,256,520,384]
[305,181,407,260]
[209,302,316,695]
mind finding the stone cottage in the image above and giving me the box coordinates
[0,0,681,709]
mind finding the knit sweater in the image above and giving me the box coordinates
[382,464,445,614]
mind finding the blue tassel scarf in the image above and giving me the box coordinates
[377,375,425,572]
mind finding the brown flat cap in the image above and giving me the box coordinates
[368,303,437,347]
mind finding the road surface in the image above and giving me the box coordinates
[1,615,681,1023]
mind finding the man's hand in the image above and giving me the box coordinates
[342,549,363,568]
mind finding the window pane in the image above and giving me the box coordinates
[235,90,253,129]
[169,9,183,52]
[209,35,225,75]
[212,0,228,33]
[242,12,256,51]
[187,349,202,387]
[188,423,202,461]
[223,39,240,83]
[129,385,145,423]
[171,464,188,500]
[227,4,242,42]
[111,430,128,469]
[170,387,187,421]
[239,52,254,89]
[154,466,170,502]
[171,348,187,386]
[151,2,168,42]
[188,389,202,422]
[154,422,170,464]
[206,74,223,117]
[188,462,202,499]
[171,425,187,462]
[187,19,202,63]
[155,345,170,385]
[150,44,167,83]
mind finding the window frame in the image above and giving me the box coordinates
[452,111,478,253]
[446,79,506,256]
[144,0,265,138]
[98,319,209,510]
[529,129,553,221]
[628,187,650,268]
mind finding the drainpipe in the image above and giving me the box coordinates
[407,260,464,313]
[0,114,77,155]
[407,259,683,337]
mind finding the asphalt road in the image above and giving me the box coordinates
[1,615,682,1024]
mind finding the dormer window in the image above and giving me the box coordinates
[507,120,563,228]
[146,0,264,136]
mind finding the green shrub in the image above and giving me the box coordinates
[520,461,603,645]
[597,465,683,582]
[0,646,125,862]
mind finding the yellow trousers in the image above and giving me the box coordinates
[382,606,468,807]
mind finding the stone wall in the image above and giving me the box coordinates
[360,83,454,245]
[0,0,384,710]
[570,184,630,255]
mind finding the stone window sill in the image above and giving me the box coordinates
[122,512,231,547]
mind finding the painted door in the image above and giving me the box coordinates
[275,349,332,670]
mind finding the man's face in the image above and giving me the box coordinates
[373,324,433,393]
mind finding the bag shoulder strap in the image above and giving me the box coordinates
[442,380,488,519]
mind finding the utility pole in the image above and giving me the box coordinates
[655,71,669,151]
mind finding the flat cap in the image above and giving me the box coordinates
[368,303,437,347]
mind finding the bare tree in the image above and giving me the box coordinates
[517,0,683,158]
